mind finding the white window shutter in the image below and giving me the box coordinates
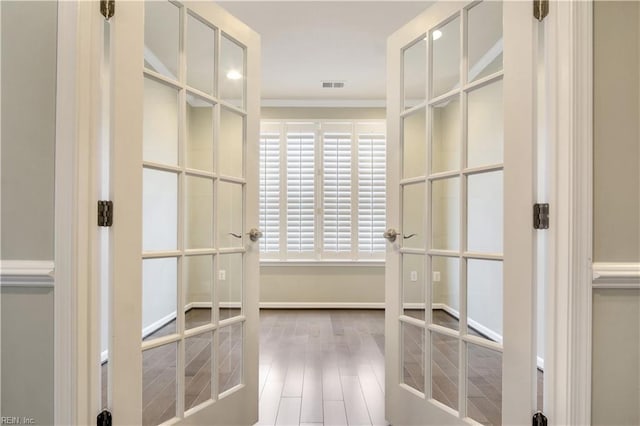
[323,133,352,253]
[358,133,386,254]
[286,131,315,253]
[259,132,281,253]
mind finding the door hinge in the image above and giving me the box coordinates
[533,203,549,230]
[532,411,548,426]
[98,201,114,227]
[100,0,115,21]
[533,0,549,21]
[97,410,112,426]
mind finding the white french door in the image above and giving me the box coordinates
[106,1,260,424]
[385,1,537,425]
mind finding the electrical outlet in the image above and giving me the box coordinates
[410,271,418,282]
[432,271,441,282]
[218,270,226,281]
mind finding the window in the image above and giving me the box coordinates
[259,120,386,261]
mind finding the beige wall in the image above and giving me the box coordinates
[1,1,57,260]
[260,265,384,304]
[592,2,640,425]
[592,289,640,426]
[593,1,640,263]
[0,2,57,424]
[262,107,385,120]
[1,288,54,424]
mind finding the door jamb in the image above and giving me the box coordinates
[55,1,103,424]
[544,1,593,424]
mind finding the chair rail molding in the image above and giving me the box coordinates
[0,260,55,287]
[592,262,640,288]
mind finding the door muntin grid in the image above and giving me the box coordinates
[141,1,247,421]
[399,1,505,422]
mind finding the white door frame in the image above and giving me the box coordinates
[54,1,105,424]
[543,1,593,425]
[53,1,593,424]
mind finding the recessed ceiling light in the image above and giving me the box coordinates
[227,70,242,80]
[432,30,442,41]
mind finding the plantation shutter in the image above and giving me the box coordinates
[259,124,281,254]
[323,131,352,253]
[286,125,316,254]
[357,126,386,256]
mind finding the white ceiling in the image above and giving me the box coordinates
[216,1,432,106]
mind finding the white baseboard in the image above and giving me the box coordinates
[142,311,177,339]
[259,302,385,309]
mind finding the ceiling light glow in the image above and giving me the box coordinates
[226,70,242,80]
[432,30,442,41]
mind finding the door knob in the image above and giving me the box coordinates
[383,228,398,242]
[247,228,263,242]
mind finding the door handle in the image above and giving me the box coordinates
[383,228,398,242]
[228,232,242,239]
[403,233,417,239]
[247,228,263,242]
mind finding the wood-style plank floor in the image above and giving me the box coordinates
[102,309,543,426]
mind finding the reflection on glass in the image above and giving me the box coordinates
[467,80,504,168]
[218,181,243,248]
[467,259,503,340]
[403,38,427,109]
[186,176,214,249]
[142,258,177,340]
[402,322,425,393]
[431,178,460,251]
[218,322,243,394]
[431,96,461,173]
[144,1,180,79]
[185,332,213,411]
[431,17,460,98]
[143,343,177,425]
[187,14,216,95]
[467,171,503,253]
[143,168,178,251]
[219,108,244,178]
[186,97,214,172]
[184,255,213,330]
[220,35,245,108]
[402,109,426,178]
[468,1,503,82]
[467,343,503,426]
[218,253,242,320]
[431,332,459,411]
[431,256,460,331]
[403,254,425,320]
[402,182,425,249]
[143,77,179,165]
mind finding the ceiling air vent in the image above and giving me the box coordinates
[322,81,345,89]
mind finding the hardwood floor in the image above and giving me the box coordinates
[102,308,543,426]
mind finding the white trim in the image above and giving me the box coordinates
[142,311,177,339]
[0,260,55,287]
[592,262,640,284]
[431,303,503,345]
[55,1,102,424]
[545,1,593,424]
[260,260,385,267]
[261,99,386,108]
[259,302,385,309]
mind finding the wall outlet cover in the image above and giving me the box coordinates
[433,271,441,282]
[218,270,226,281]
[410,270,418,282]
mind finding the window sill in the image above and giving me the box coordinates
[259,259,385,267]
